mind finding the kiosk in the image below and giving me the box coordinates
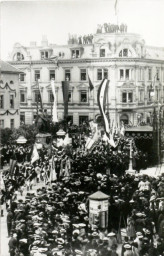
[89,191,109,228]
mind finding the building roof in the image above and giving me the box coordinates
[89,191,109,200]
[0,60,23,74]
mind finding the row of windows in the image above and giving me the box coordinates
[119,68,160,81]
[20,67,162,82]
[20,90,88,104]
[0,119,15,129]
[14,48,137,61]
[20,88,163,105]
[20,69,109,82]
[0,95,14,109]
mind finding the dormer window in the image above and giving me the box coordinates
[72,49,80,58]
[100,49,105,57]
[119,48,132,57]
[14,52,24,61]
[41,51,49,59]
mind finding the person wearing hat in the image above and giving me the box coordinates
[123,244,135,256]
[107,232,117,249]
[133,232,143,255]
[121,236,132,256]
[126,216,136,241]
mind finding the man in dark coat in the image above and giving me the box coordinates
[8,233,17,256]
[7,209,13,237]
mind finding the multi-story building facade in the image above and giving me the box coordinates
[8,31,164,126]
[0,60,21,129]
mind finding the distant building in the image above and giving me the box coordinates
[0,60,22,129]
[8,28,164,126]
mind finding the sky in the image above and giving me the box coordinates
[1,0,164,60]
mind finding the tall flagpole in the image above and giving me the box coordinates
[114,0,119,26]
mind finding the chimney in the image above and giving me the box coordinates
[41,35,48,47]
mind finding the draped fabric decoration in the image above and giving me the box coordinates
[97,79,110,133]
[51,79,58,123]
[97,79,117,148]
[0,109,19,115]
[62,81,69,119]
[0,82,17,97]
[88,74,94,91]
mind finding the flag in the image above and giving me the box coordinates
[112,121,115,137]
[51,79,58,123]
[46,56,59,67]
[63,133,71,146]
[97,79,110,134]
[120,124,125,137]
[9,159,17,175]
[62,81,69,118]
[37,79,43,110]
[85,122,100,150]
[50,156,57,181]
[114,0,118,15]
[103,133,116,148]
[89,120,98,134]
[97,79,117,148]
[88,74,94,91]
[31,144,39,164]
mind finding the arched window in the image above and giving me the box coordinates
[120,114,129,125]
[119,48,132,57]
[10,81,14,84]
[14,52,24,61]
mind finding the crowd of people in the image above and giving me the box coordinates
[96,23,128,34]
[67,22,128,46]
[68,34,94,45]
[0,129,164,256]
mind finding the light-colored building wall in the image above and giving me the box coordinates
[0,69,20,129]
[8,33,164,126]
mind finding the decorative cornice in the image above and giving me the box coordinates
[9,57,164,66]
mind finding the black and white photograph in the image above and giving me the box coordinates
[0,0,164,255]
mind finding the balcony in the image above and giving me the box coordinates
[117,102,137,109]
[138,102,145,106]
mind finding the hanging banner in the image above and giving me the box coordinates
[51,79,58,123]
[62,81,69,118]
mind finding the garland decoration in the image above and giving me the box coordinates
[0,83,16,97]
[0,109,19,116]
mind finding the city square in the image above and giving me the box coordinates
[0,0,164,256]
